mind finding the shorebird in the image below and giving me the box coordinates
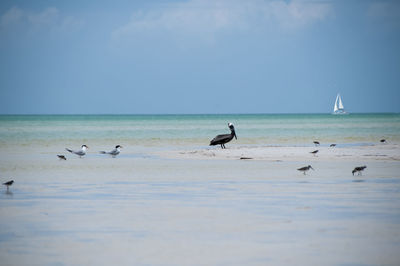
[313,141,320,146]
[99,145,122,158]
[380,139,386,143]
[352,166,367,176]
[297,165,314,175]
[310,150,319,156]
[57,155,67,160]
[330,144,336,147]
[66,145,88,158]
[210,123,237,149]
[3,180,14,190]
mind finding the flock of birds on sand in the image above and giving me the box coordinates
[2,123,388,192]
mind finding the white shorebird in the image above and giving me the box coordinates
[66,145,88,158]
[99,145,122,158]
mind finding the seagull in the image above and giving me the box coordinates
[352,166,367,176]
[210,123,237,149]
[310,150,319,156]
[3,180,14,190]
[330,144,336,147]
[57,155,67,160]
[66,145,88,158]
[313,141,320,146]
[297,165,314,175]
[99,145,123,158]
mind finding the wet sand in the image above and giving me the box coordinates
[1,144,400,265]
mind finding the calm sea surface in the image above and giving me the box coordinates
[0,113,399,148]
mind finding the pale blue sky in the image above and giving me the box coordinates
[0,0,399,114]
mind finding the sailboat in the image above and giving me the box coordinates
[332,93,347,114]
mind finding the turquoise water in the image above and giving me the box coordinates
[0,113,399,147]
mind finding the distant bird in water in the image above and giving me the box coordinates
[57,155,67,160]
[297,165,314,175]
[210,123,237,149]
[3,180,14,190]
[352,166,367,176]
[380,139,387,143]
[313,141,320,146]
[330,144,336,147]
[310,150,319,156]
[100,145,123,158]
[66,145,88,158]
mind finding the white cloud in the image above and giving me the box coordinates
[113,0,333,40]
[0,6,84,33]
[0,6,23,28]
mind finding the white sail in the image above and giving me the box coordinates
[333,93,347,114]
[333,94,339,112]
[338,95,344,109]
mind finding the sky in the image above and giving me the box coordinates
[0,0,399,114]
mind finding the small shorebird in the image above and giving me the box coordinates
[313,141,320,146]
[210,123,237,149]
[330,144,336,147]
[297,165,314,175]
[3,180,14,190]
[380,139,386,143]
[57,155,67,160]
[352,166,367,176]
[66,145,88,158]
[100,145,123,158]
[310,150,319,156]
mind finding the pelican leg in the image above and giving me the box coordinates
[223,144,226,149]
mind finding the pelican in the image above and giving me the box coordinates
[330,144,336,147]
[352,166,367,176]
[66,145,88,158]
[380,139,386,143]
[210,123,237,149]
[310,150,319,156]
[313,141,320,146]
[100,145,122,158]
[297,165,314,175]
[3,180,14,190]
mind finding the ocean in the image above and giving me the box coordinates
[1,113,399,150]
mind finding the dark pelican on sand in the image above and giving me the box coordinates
[210,123,237,149]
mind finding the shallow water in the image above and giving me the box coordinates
[1,114,400,265]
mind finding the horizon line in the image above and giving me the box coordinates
[0,112,399,116]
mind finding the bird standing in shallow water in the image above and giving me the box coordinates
[313,141,320,146]
[57,155,66,160]
[66,145,88,158]
[3,180,14,191]
[310,150,319,156]
[330,144,336,147]
[352,166,367,176]
[99,145,123,158]
[210,123,237,149]
[297,165,314,175]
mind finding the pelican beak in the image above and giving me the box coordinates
[234,132,237,140]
